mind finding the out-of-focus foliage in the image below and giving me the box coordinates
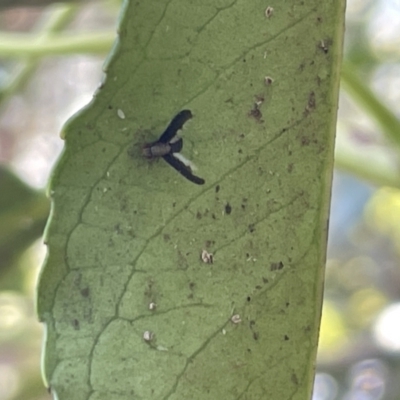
[0,166,49,288]
[315,1,400,398]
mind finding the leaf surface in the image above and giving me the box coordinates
[38,1,345,399]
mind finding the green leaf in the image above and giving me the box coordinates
[38,1,345,398]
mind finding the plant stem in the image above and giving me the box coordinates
[341,62,400,150]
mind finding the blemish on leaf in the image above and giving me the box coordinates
[300,136,310,146]
[143,331,154,342]
[215,184,220,193]
[117,109,126,119]
[318,38,332,53]
[284,335,289,341]
[204,240,215,248]
[264,76,274,85]
[149,302,157,311]
[225,203,232,215]
[248,95,264,122]
[304,91,316,116]
[231,314,242,324]
[80,288,90,297]
[72,319,80,330]
[265,6,274,18]
[270,261,284,271]
[249,107,262,121]
[201,249,214,264]
[248,224,255,233]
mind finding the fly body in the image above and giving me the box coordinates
[143,110,205,185]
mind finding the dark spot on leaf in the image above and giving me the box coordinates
[189,282,195,290]
[301,136,310,146]
[163,234,170,241]
[108,105,113,109]
[212,213,216,220]
[304,91,316,116]
[225,203,232,215]
[284,335,289,341]
[255,285,262,290]
[253,332,259,340]
[247,296,251,302]
[308,91,316,109]
[72,319,80,330]
[80,288,90,297]
[196,211,202,219]
[287,163,293,173]
[318,38,331,53]
[270,261,284,271]
[286,302,290,307]
[215,185,220,193]
[262,277,269,284]
[248,224,255,233]
[248,106,262,122]
[291,373,299,385]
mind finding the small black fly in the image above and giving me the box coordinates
[142,110,205,185]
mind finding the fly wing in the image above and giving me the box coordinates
[163,153,205,185]
[158,110,193,144]
[169,137,183,154]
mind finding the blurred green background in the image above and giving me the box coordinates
[1,1,400,399]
